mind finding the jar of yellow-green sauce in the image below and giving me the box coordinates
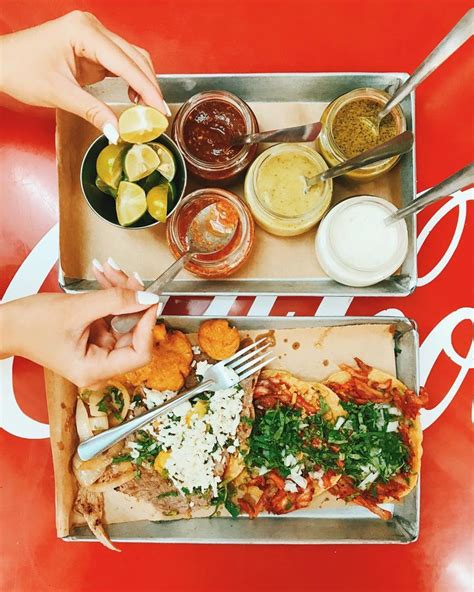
[244,144,333,237]
[318,88,406,182]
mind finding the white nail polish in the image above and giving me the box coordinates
[107,257,121,271]
[102,123,120,145]
[156,302,164,317]
[163,101,172,117]
[136,291,160,305]
[133,271,145,286]
[92,258,104,272]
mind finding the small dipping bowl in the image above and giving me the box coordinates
[315,195,408,287]
[81,133,187,229]
[172,90,259,185]
[166,188,255,278]
[244,144,333,237]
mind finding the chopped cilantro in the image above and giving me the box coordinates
[182,487,190,495]
[211,484,240,518]
[157,491,179,499]
[112,454,133,464]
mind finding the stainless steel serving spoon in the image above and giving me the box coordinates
[304,131,414,192]
[361,10,473,136]
[385,162,474,225]
[231,121,322,146]
[111,202,238,334]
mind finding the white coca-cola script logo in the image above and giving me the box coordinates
[1,189,472,438]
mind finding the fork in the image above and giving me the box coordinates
[77,338,275,461]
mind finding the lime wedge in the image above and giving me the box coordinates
[95,176,117,198]
[148,142,176,181]
[119,105,168,144]
[116,181,147,226]
[96,143,127,189]
[147,184,168,222]
[124,144,160,182]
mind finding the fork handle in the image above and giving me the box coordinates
[77,379,213,461]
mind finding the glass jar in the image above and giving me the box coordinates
[244,144,333,237]
[172,90,259,185]
[318,88,407,182]
[166,188,255,278]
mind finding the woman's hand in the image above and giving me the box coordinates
[0,10,170,142]
[0,261,161,387]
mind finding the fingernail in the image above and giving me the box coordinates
[136,291,160,305]
[163,101,172,117]
[102,123,120,145]
[92,258,104,272]
[107,257,121,271]
[133,271,144,287]
[156,302,164,317]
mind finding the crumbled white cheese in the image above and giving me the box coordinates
[258,465,269,476]
[359,471,380,490]
[334,416,345,431]
[126,441,142,460]
[152,385,244,496]
[143,387,176,410]
[289,473,307,489]
[189,501,195,508]
[233,438,240,447]
[389,406,402,416]
[195,360,211,378]
[284,480,298,493]
[192,345,201,355]
[309,468,324,481]
[284,454,298,467]
[129,401,137,411]
[386,421,399,432]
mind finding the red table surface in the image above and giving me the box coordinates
[1,1,473,591]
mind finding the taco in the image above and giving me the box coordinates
[232,369,346,518]
[324,357,428,520]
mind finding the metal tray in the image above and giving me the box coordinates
[59,72,417,297]
[65,315,420,545]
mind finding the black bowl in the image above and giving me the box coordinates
[80,133,187,229]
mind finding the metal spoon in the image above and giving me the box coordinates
[385,162,474,225]
[111,202,238,333]
[362,9,473,135]
[304,131,414,192]
[231,121,322,147]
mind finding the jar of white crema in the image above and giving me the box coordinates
[315,196,408,287]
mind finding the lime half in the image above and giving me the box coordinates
[124,144,160,182]
[96,143,127,189]
[116,181,147,226]
[95,176,117,198]
[119,105,168,143]
[147,184,168,222]
[148,142,176,181]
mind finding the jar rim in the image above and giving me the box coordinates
[250,144,332,221]
[167,187,254,270]
[173,90,257,171]
[324,87,406,169]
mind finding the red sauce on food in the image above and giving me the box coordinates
[182,100,246,163]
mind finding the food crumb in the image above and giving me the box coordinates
[322,359,329,367]
[283,338,288,343]
[292,342,300,350]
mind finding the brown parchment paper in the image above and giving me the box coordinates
[45,323,396,535]
[57,102,402,283]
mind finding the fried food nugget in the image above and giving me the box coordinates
[120,325,193,392]
[198,319,240,361]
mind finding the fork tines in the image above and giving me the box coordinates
[226,339,276,381]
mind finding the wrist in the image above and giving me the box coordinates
[0,301,19,359]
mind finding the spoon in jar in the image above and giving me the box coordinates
[304,131,414,192]
[384,161,474,225]
[230,121,322,147]
[360,9,473,136]
[110,202,238,334]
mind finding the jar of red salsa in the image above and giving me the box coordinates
[172,91,259,185]
[166,188,255,278]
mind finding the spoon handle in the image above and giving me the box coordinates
[386,162,474,224]
[233,122,322,146]
[313,131,414,184]
[379,10,473,119]
[110,252,193,334]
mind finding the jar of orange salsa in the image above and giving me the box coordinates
[166,188,255,278]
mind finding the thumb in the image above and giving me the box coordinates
[61,81,120,142]
[76,287,160,325]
